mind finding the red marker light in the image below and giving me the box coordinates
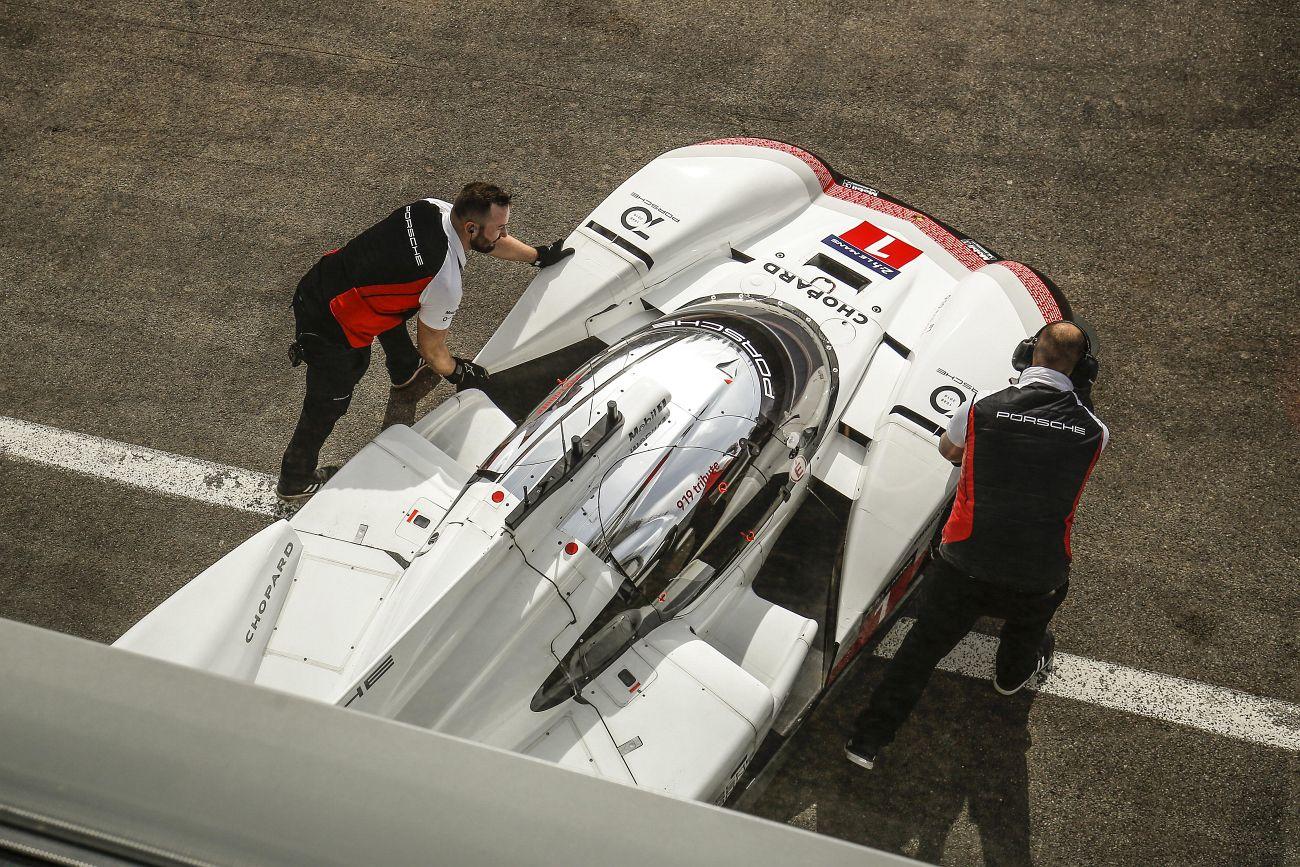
[564,541,579,556]
[491,490,505,503]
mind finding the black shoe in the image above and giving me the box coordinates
[994,631,1056,695]
[844,737,879,770]
[276,466,339,503]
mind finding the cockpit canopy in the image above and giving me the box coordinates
[477,300,838,711]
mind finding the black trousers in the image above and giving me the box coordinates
[852,553,1068,748]
[279,263,422,484]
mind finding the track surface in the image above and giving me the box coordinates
[1,1,1296,864]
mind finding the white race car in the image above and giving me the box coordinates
[116,139,1073,804]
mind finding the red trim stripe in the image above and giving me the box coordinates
[997,261,1063,322]
[702,137,836,190]
[941,403,977,544]
[1063,439,1104,559]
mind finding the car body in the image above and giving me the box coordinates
[115,138,1073,804]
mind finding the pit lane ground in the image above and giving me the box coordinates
[1,0,1297,864]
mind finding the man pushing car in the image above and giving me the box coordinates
[845,320,1108,769]
[277,183,573,502]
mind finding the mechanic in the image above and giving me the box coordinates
[277,182,574,502]
[845,320,1108,770]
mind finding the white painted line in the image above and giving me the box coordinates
[0,416,285,518]
[875,620,1300,752]
[4,414,1299,752]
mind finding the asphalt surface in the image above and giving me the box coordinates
[2,0,1297,864]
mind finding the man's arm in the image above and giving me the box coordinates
[938,432,965,465]
[488,233,542,264]
[939,403,970,465]
[416,318,457,377]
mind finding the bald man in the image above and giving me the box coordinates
[845,321,1108,770]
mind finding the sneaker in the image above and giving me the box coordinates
[391,361,437,400]
[994,631,1056,695]
[275,465,339,503]
[844,737,879,770]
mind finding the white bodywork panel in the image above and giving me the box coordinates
[115,140,1062,803]
[116,521,300,680]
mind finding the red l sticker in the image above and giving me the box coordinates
[840,221,922,270]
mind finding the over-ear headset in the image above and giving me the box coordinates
[1012,320,1099,386]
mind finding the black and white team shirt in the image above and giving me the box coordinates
[324,198,466,348]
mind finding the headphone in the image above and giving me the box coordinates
[1011,320,1099,387]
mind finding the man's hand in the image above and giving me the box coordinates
[533,239,575,268]
[446,357,489,388]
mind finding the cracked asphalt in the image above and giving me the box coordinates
[1,0,1296,863]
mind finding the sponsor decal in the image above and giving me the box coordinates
[829,547,930,682]
[246,542,294,643]
[821,220,922,280]
[630,192,681,223]
[344,654,396,708]
[629,397,669,448]
[716,359,738,384]
[620,206,664,240]
[803,283,870,326]
[651,318,775,399]
[761,261,835,294]
[995,410,1087,435]
[936,367,978,393]
[789,454,808,483]
[841,179,880,197]
[962,238,997,262]
[717,752,754,804]
[930,386,966,417]
[404,205,423,266]
[677,461,723,510]
[538,373,583,414]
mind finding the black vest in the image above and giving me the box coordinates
[940,384,1105,592]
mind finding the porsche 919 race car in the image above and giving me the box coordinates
[116,139,1076,804]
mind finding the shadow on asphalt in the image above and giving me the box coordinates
[754,666,1040,866]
